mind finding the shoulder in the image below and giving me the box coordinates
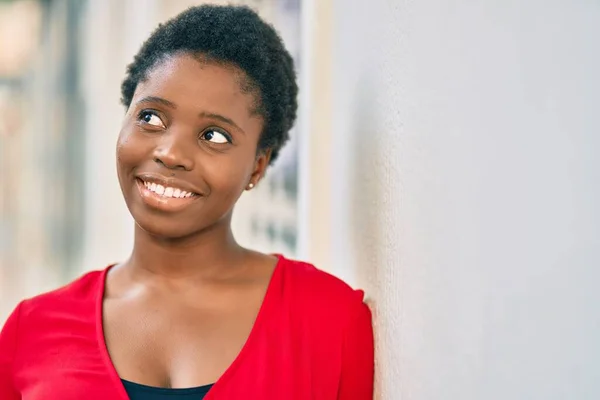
[280,256,364,298]
[0,267,109,386]
[17,267,108,321]
[275,256,374,374]
[278,256,370,325]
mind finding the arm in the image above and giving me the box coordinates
[338,293,375,400]
[0,303,22,400]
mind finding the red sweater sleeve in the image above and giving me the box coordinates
[338,294,375,399]
[0,302,22,400]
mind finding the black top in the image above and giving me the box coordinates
[122,379,213,399]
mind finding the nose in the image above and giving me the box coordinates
[152,129,195,171]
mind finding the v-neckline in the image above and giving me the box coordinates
[95,254,285,399]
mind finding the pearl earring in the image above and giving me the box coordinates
[247,182,255,190]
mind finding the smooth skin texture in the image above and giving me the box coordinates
[107,53,278,388]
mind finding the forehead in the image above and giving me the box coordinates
[134,54,259,119]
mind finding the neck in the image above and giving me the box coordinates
[126,218,246,281]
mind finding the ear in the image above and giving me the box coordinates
[247,148,272,190]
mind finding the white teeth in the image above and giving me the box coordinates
[143,180,195,198]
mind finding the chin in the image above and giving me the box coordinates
[130,205,230,242]
[126,199,197,239]
[134,217,196,240]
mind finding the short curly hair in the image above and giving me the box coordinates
[120,5,298,165]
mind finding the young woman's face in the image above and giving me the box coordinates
[116,53,267,239]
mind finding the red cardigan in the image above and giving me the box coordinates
[0,256,374,399]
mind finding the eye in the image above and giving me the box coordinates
[201,129,231,144]
[138,110,165,128]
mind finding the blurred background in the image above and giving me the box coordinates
[1,0,600,399]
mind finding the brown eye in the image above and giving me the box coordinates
[138,110,165,128]
[202,129,231,144]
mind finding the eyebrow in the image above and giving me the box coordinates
[199,111,245,134]
[136,96,177,109]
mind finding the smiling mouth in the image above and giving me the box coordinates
[137,178,199,199]
[135,178,201,211]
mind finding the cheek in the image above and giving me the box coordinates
[115,127,151,200]
[116,127,145,171]
[202,154,254,198]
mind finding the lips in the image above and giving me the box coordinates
[141,180,196,199]
[135,175,202,212]
[135,173,203,196]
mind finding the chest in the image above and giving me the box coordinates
[102,287,263,388]
[13,297,342,400]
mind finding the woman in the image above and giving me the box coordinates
[0,5,374,399]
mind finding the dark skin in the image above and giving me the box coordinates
[104,53,278,388]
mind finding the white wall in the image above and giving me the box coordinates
[309,0,600,398]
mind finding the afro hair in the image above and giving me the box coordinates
[120,5,298,164]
